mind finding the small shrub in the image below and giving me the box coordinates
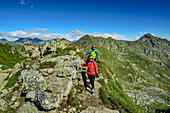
[1,65,9,70]
[73,99,80,107]
[73,98,83,107]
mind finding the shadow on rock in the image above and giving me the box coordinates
[81,72,91,93]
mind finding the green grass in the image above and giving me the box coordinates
[73,98,83,107]
[0,43,25,68]
[76,52,84,59]
[1,65,10,70]
[4,70,22,89]
[98,61,146,113]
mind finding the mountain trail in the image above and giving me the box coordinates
[72,64,106,109]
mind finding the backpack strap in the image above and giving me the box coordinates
[92,60,95,65]
[90,49,97,53]
[95,49,97,54]
[86,60,95,65]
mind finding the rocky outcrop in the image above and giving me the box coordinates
[31,49,41,58]
[19,55,84,110]
[41,39,69,56]
[21,69,47,93]
[11,63,23,75]
[40,68,54,76]
[0,99,7,111]
[35,76,72,110]
[0,89,8,98]
[0,72,9,90]
[16,43,39,59]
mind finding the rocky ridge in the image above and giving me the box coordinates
[0,39,119,113]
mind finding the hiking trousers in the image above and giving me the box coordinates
[88,75,95,89]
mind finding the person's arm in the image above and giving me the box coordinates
[94,61,98,74]
[85,50,91,55]
[80,63,87,66]
[96,50,99,58]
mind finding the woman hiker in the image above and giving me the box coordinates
[80,54,98,95]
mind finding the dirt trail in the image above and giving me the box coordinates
[76,71,106,108]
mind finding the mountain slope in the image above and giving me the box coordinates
[0,38,22,47]
[71,34,170,112]
[0,43,25,68]
[124,33,170,70]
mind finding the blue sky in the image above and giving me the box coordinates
[0,0,170,41]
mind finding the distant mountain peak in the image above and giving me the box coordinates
[137,33,158,42]
[137,33,169,43]
[0,38,8,41]
[15,37,43,44]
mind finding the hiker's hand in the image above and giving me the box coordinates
[96,74,99,78]
[97,57,100,59]
[84,52,86,55]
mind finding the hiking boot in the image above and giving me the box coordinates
[91,89,94,95]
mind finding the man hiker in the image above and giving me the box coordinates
[84,45,99,61]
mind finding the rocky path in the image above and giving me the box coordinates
[77,76,104,107]
[62,66,107,110]
[84,81,104,107]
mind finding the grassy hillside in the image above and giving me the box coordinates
[73,43,146,112]
[71,35,170,112]
[125,33,170,70]
[0,43,25,68]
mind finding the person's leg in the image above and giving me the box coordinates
[91,75,95,89]
[88,75,93,89]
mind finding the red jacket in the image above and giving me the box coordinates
[80,60,98,75]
